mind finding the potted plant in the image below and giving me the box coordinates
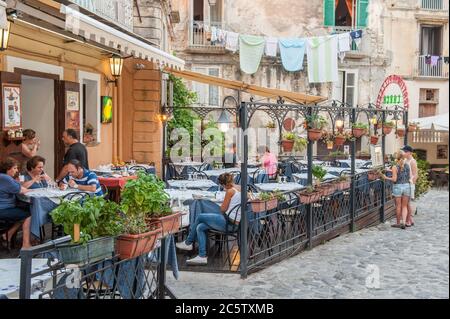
[50,197,122,265]
[312,165,327,186]
[327,150,348,161]
[250,192,278,213]
[352,122,368,138]
[298,185,321,204]
[335,175,351,191]
[382,121,394,135]
[305,115,327,141]
[370,134,379,145]
[117,172,165,260]
[266,121,276,133]
[294,136,308,153]
[281,132,296,152]
[334,131,347,146]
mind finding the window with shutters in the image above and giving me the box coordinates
[332,70,358,106]
[191,66,220,106]
[419,103,437,118]
[323,0,369,28]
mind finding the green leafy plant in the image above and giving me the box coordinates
[352,122,369,130]
[327,150,348,160]
[305,115,327,130]
[383,121,395,127]
[294,136,307,152]
[282,132,296,140]
[266,121,276,129]
[257,192,275,201]
[415,157,432,199]
[302,185,317,193]
[120,172,171,234]
[50,197,122,244]
[312,165,327,182]
[272,190,286,201]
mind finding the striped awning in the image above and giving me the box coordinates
[61,5,184,70]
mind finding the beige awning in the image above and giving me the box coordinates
[165,68,327,104]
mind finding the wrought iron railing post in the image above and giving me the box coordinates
[306,107,313,249]
[381,111,386,222]
[157,237,167,299]
[239,102,249,279]
[19,248,33,299]
[404,110,409,146]
[349,107,356,232]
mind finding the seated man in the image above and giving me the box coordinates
[59,159,103,196]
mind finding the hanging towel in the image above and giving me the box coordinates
[278,38,306,72]
[210,26,218,43]
[265,37,278,57]
[430,55,440,66]
[306,35,339,83]
[425,55,431,64]
[239,34,265,74]
[225,31,239,52]
[350,30,363,49]
[337,33,351,53]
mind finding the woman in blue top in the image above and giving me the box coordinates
[382,151,411,229]
[22,156,52,189]
[0,157,32,248]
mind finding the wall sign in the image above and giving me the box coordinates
[101,96,113,123]
[376,75,409,109]
[2,84,22,130]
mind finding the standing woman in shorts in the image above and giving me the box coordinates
[382,151,411,229]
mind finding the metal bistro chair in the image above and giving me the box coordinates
[100,183,110,201]
[207,204,241,269]
[129,165,148,174]
[252,168,268,184]
[198,162,211,171]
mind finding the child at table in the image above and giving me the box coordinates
[176,173,241,265]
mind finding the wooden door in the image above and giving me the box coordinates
[54,80,80,176]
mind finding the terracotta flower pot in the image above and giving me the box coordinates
[396,128,405,137]
[352,128,366,138]
[317,184,336,197]
[337,180,351,191]
[281,140,295,152]
[307,129,323,141]
[370,135,379,145]
[149,212,182,237]
[383,126,393,135]
[334,136,346,146]
[250,198,278,213]
[116,228,162,260]
[298,191,321,204]
[326,141,334,149]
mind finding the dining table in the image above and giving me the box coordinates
[292,173,338,185]
[254,182,305,193]
[166,179,218,191]
[98,175,137,202]
[18,188,86,240]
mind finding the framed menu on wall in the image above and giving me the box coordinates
[2,84,22,130]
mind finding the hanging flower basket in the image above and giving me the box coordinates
[370,135,379,145]
[250,198,278,213]
[334,136,346,146]
[307,129,323,141]
[383,126,393,135]
[281,140,295,152]
[352,128,366,138]
[298,191,321,204]
[396,128,406,137]
[116,227,162,260]
[148,212,182,237]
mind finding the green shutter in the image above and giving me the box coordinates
[357,0,369,28]
[323,0,335,27]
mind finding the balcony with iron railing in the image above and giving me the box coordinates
[188,20,227,53]
[420,0,449,11]
[332,26,364,58]
[416,55,449,78]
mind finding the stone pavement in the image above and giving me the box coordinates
[167,190,449,299]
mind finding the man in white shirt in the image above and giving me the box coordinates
[401,145,418,227]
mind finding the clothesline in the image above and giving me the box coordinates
[201,25,364,82]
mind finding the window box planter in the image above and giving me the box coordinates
[281,140,294,152]
[352,128,366,138]
[316,184,336,197]
[334,135,346,146]
[298,191,321,204]
[396,128,405,137]
[250,198,278,213]
[370,135,379,145]
[148,212,182,237]
[336,180,351,191]
[56,237,115,266]
[116,227,162,260]
[307,129,323,141]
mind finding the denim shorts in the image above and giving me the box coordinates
[393,183,411,197]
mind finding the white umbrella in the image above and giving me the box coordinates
[411,113,449,131]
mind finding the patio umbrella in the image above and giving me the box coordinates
[411,113,449,131]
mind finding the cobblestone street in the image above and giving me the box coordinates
[167,190,449,299]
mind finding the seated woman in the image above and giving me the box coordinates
[0,157,32,248]
[22,156,51,189]
[176,173,241,265]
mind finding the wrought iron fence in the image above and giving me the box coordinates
[19,236,175,299]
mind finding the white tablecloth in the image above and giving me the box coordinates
[254,182,305,192]
[20,188,83,204]
[167,179,218,190]
[202,167,258,177]
[337,159,371,168]
[325,167,370,175]
[292,173,337,182]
